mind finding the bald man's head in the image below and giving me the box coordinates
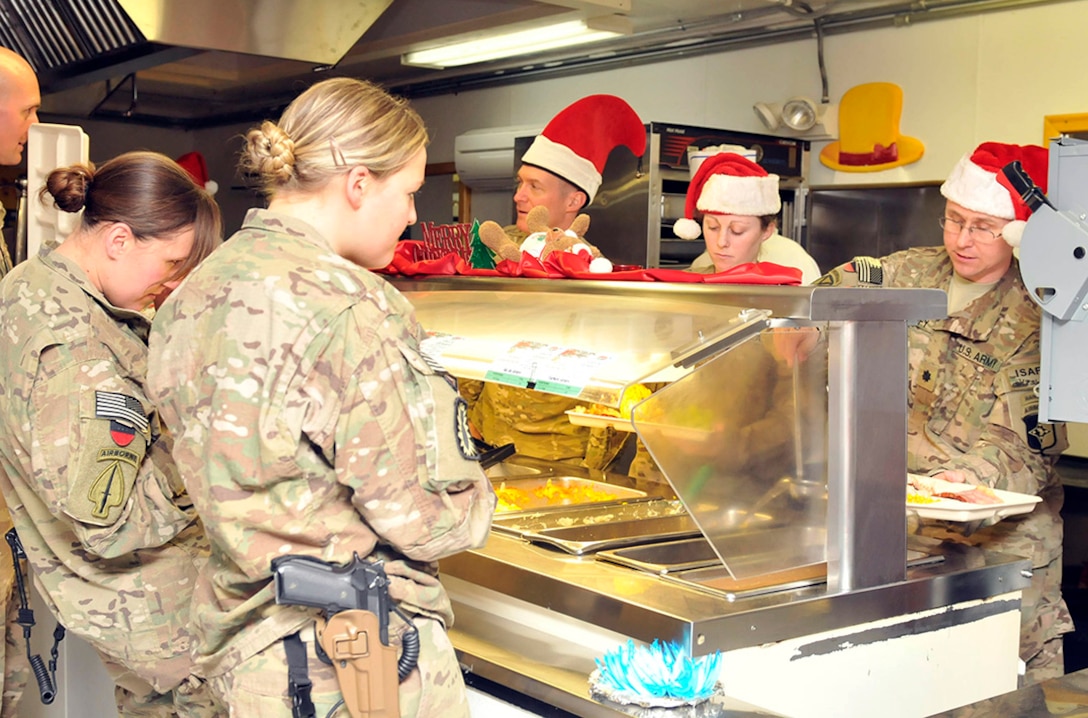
[0,47,39,165]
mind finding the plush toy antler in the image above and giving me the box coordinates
[477,220,522,262]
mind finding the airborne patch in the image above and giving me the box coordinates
[64,393,150,526]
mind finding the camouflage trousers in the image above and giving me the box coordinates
[99,655,217,718]
[206,615,468,717]
[0,579,29,718]
[1020,560,1073,686]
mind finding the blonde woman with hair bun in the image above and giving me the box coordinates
[148,77,495,717]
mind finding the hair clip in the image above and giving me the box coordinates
[329,137,348,167]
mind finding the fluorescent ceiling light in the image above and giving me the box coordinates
[402,19,627,69]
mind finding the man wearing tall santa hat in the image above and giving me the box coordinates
[461,94,645,468]
[816,141,1072,685]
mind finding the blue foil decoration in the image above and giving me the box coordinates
[594,639,722,702]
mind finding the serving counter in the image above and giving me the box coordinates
[391,276,1033,717]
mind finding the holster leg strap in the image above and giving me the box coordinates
[284,631,315,718]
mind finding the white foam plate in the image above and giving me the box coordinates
[906,473,1041,522]
[565,410,635,432]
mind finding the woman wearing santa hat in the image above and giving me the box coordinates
[815,141,1072,684]
[677,152,821,283]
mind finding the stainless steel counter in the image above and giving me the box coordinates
[442,459,1032,717]
[391,278,1022,716]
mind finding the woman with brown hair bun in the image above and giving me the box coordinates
[148,77,495,717]
[0,150,221,715]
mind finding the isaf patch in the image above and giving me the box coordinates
[65,392,150,527]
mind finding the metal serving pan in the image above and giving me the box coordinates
[491,498,692,555]
[596,537,722,575]
[506,513,703,556]
[484,462,547,479]
[492,498,685,533]
[663,548,943,601]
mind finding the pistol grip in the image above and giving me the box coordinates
[317,611,399,718]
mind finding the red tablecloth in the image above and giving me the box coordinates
[378,241,802,285]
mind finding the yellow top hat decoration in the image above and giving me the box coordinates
[819,82,924,172]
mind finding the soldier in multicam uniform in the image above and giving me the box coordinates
[0,151,221,715]
[815,141,1073,684]
[462,95,646,468]
[0,45,39,718]
[146,77,496,717]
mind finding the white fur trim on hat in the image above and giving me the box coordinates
[673,217,702,240]
[589,256,613,273]
[1001,219,1026,248]
[521,134,602,203]
[940,153,1015,219]
[696,173,781,217]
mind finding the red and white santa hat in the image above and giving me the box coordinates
[673,153,781,240]
[520,94,645,204]
[175,151,219,196]
[939,141,1047,248]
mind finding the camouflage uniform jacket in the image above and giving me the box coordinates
[820,247,1067,567]
[147,208,495,679]
[0,248,206,692]
[459,223,600,464]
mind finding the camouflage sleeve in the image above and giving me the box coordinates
[29,344,195,559]
[940,356,1067,494]
[812,256,884,288]
[327,308,495,563]
[458,379,484,408]
[582,426,631,471]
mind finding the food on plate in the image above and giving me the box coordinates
[570,383,652,419]
[908,474,1003,505]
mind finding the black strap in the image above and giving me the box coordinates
[284,631,315,718]
[5,529,62,704]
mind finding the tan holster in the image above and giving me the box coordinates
[316,610,400,718]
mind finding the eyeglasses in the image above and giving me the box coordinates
[938,216,1003,243]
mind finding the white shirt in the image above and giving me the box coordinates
[689,233,822,285]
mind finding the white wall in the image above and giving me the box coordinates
[410,0,1088,193]
[41,1,1088,234]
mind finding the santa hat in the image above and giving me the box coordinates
[673,153,781,240]
[520,94,645,204]
[940,142,1047,248]
[175,151,219,196]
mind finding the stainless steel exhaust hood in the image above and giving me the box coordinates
[0,0,391,90]
[118,0,393,65]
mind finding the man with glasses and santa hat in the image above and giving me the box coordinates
[816,141,1072,684]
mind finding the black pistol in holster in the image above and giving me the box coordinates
[272,553,419,718]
